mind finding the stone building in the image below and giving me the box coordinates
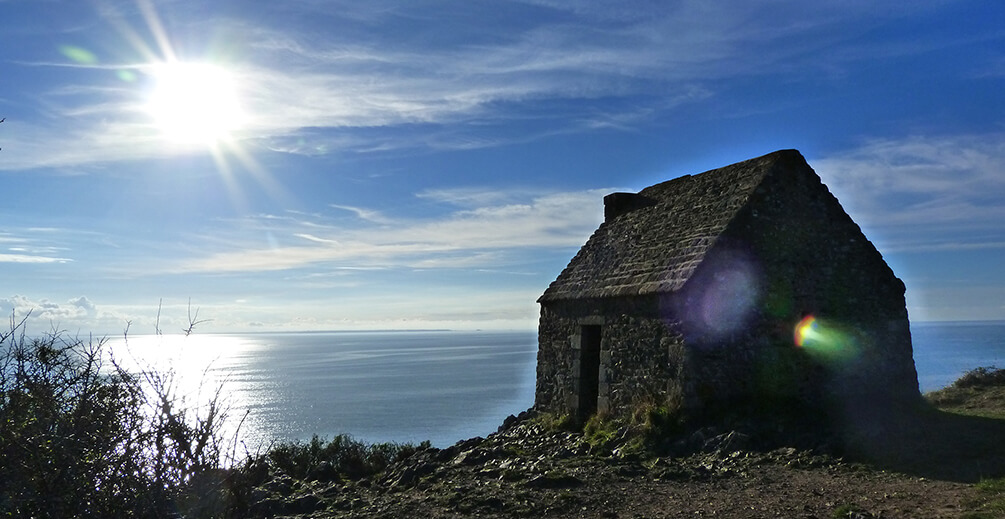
[535,150,919,420]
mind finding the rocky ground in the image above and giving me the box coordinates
[240,384,1005,519]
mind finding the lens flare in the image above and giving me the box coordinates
[667,246,761,342]
[794,315,818,347]
[793,315,859,362]
[59,45,98,65]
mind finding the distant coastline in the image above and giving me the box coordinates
[239,328,456,335]
[913,319,1005,327]
[123,320,1005,337]
[166,328,538,336]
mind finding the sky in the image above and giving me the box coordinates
[0,0,1003,335]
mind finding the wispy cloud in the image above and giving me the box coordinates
[415,188,539,208]
[2,1,963,170]
[814,133,1005,251]
[175,188,609,273]
[330,204,392,224]
[881,240,1005,254]
[0,230,74,263]
[0,253,72,264]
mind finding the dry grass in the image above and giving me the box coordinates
[927,367,1005,420]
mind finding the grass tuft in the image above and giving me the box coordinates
[580,398,686,456]
[532,412,579,433]
[831,503,866,518]
[963,476,1005,518]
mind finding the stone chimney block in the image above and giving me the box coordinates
[604,192,654,222]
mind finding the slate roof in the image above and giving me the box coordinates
[539,149,809,302]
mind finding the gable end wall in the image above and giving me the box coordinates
[721,160,918,400]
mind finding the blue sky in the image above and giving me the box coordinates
[1,0,1003,334]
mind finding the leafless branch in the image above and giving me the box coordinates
[155,298,163,336]
[183,298,211,336]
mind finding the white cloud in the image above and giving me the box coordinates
[0,229,74,263]
[415,188,522,208]
[176,188,608,273]
[329,204,392,224]
[0,253,72,264]
[813,133,1005,251]
[1,1,963,170]
[906,283,1005,323]
[0,295,99,328]
[68,296,97,315]
[293,233,340,245]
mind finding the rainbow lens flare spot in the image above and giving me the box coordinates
[794,315,818,347]
[793,315,859,361]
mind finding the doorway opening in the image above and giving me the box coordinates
[578,325,602,418]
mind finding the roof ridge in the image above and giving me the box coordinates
[539,150,806,302]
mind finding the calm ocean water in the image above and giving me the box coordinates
[107,331,538,448]
[106,322,1004,448]
[911,321,1005,393]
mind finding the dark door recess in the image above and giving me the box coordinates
[578,325,602,418]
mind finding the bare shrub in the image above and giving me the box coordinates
[0,313,235,517]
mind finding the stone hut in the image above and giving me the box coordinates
[535,150,919,420]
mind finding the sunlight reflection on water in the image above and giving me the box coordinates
[104,334,264,447]
[104,332,539,449]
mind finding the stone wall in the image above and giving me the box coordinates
[536,282,915,421]
[721,162,919,401]
[537,295,763,417]
[536,297,685,418]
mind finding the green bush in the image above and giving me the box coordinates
[254,434,429,483]
[953,366,1005,389]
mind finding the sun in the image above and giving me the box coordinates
[145,62,245,145]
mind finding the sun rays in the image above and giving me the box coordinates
[94,0,291,209]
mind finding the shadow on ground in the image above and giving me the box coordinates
[840,406,1005,482]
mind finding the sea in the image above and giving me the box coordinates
[105,321,1005,449]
